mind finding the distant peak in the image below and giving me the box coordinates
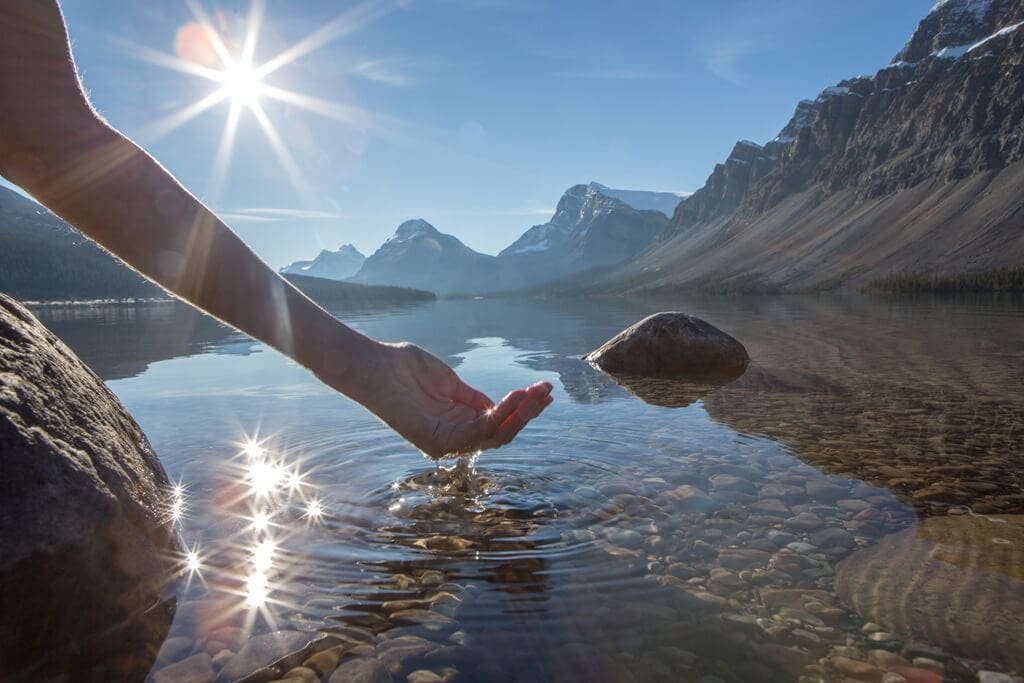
[337,243,364,257]
[394,219,437,237]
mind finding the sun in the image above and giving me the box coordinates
[129,0,393,202]
[217,58,264,108]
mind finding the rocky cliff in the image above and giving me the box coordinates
[579,0,1024,293]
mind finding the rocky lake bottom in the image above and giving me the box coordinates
[32,294,1024,683]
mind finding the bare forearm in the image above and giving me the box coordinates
[11,118,382,401]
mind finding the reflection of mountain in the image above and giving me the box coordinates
[31,303,251,380]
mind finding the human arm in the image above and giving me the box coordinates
[0,0,552,458]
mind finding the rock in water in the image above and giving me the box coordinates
[585,312,748,378]
[0,294,180,677]
[835,514,1024,672]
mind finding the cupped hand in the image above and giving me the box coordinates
[359,342,553,459]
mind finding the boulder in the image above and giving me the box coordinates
[0,294,180,677]
[585,312,748,379]
[835,514,1024,672]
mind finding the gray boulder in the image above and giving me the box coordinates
[836,514,1024,671]
[585,312,748,378]
[0,294,180,677]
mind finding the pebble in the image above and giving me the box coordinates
[827,655,882,680]
[157,636,194,664]
[978,672,1021,683]
[867,650,909,668]
[304,646,345,676]
[211,649,234,670]
[768,530,798,546]
[419,570,445,586]
[407,671,444,683]
[152,653,215,683]
[786,541,817,554]
[785,512,824,532]
[328,657,392,683]
[887,666,943,683]
[882,674,909,683]
[280,667,320,683]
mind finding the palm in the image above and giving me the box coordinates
[367,343,553,459]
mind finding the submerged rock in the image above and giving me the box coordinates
[835,514,1024,671]
[585,312,748,379]
[0,294,180,677]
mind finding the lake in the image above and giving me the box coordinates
[34,294,1024,683]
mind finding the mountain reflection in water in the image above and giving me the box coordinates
[31,294,1024,682]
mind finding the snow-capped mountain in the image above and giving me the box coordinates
[280,244,365,281]
[894,0,1023,62]
[346,185,671,295]
[587,182,686,217]
[349,219,518,295]
[498,183,669,285]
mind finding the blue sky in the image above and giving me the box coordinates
[5,0,933,266]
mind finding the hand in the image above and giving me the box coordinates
[357,342,554,459]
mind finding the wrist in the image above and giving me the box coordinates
[309,318,387,404]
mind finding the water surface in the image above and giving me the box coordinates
[37,295,1024,682]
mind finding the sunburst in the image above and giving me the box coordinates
[128,0,392,201]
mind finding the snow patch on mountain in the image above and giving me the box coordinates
[933,19,1024,57]
[587,182,686,217]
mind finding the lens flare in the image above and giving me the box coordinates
[251,509,271,531]
[242,440,266,461]
[245,572,269,607]
[185,549,202,573]
[251,540,275,571]
[248,459,286,497]
[304,498,324,521]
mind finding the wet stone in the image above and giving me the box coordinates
[811,527,854,548]
[805,481,847,502]
[328,657,393,683]
[768,530,798,547]
[785,513,825,532]
[750,499,791,517]
[718,548,772,569]
[218,630,313,682]
[152,653,215,683]
[978,672,1021,683]
[158,635,195,664]
[828,655,883,680]
[281,667,319,683]
[211,649,234,670]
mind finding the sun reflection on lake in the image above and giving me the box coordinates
[168,431,332,626]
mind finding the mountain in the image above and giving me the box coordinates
[0,185,164,301]
[280,244,365,281]
[562,0,1024,294]
[349,219,516,295]
[497,183,669,285]
[350,186,672,295]
[587,182,686,217]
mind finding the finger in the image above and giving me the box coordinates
[447,389,528,454]
[495,392,547,446]
[453,380,494,412]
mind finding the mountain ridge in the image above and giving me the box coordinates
[563,0,1024,294]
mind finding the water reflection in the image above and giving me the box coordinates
[27,295,1024,681]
